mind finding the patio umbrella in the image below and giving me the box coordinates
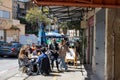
[38,23,46,45]
[45,31,64,38]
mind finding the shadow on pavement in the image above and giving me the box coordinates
[51,71,64,73]
[68,66,85,73]
[85,77,91,80]
[48,73,61,77]
[25,73,61,77]
[83,64,93,80]
[67,69,82,72]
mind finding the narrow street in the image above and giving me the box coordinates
[0,57,18,80]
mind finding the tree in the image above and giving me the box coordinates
[59,20,81,35]
[25,7,50,32]
[67,20,80,30]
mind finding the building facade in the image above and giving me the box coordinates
[0,0,12,41]
[0,0,25,42]
[81,8,120,80]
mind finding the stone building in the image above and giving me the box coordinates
[81,8,120,80]
[0,0,25,42]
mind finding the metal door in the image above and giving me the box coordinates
[95,9,105,80]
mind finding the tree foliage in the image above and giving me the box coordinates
[26,7,50,24]
[59,20,80,30]
[59,22,68,28]
[67,20,80,30]
[58,20,81,35]
[18,17,27,24]
[25,7,51,32]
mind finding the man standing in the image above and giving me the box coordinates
[49,38,59,71]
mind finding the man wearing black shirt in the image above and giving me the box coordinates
[49,39,59,71]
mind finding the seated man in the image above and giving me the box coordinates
[31,43,36,52]
[36,47,50,75]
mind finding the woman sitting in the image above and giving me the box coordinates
[18,45,30,73]
[18,45,39,75]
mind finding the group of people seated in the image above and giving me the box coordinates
[18,38,70,76]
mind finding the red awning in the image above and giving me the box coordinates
[33,0,120,8]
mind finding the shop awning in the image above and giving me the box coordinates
[33,0,120,8]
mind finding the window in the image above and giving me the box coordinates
[0,10,10,19]
[0,10,3,18]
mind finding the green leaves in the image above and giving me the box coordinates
[25,7,51,25]
[25,7,42,24]
[59,22,68,28]
[67,20,80,29]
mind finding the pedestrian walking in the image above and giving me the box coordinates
[59,40,69,71]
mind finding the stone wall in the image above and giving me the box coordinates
[17,24,25,35]
[107,8,120,80]
[12,19,25,35]
[6,29,20,42]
